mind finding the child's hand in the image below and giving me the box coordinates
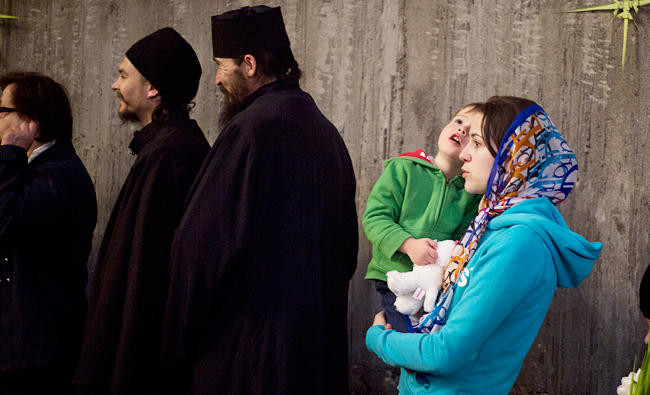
[399,237,438,266]
[371,312,393,330]
[373,311,387,327]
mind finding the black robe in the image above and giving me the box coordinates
[74,113,209,394]
[162,81,358,395]
[641,264,650,318]
[0,141,96,389]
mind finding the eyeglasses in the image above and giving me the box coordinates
[0,107,16,113]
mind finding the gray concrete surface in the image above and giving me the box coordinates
[1,0,647,393]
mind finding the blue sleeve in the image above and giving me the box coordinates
[365,226,548,374]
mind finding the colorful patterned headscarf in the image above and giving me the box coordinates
[418,104,578,332]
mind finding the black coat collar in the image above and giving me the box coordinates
[128,110,191,155]
[241,79,299,110]
[28,139,76,167]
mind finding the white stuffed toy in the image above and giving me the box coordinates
[386,240,456,322]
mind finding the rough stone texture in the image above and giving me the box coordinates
[0,0,647,393]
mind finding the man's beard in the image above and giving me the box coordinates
[218,71,249,128]
[117,93,140,124]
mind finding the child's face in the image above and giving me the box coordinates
[437,107,475,160]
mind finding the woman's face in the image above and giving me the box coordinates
[459,112,496,195]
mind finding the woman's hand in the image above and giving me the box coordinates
[398,237,438,266]
[372,311,393,330]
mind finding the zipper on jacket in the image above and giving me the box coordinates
[429,178,448,234]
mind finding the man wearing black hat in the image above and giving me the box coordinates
[162,6,358,395]
[74,28,209,395]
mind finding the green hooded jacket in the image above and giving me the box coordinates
[363,150,482,281]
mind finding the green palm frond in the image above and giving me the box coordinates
[0,14,17,19]
[563,0,650,74]
[633,342,650,395]
[565,3,619,12]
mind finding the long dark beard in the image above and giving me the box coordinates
[218,70,249,128]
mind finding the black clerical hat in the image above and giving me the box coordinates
[211,6,291,58]
[125,27,201,105]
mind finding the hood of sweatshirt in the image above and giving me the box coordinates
[486,197,602,288]
[388,149,466,189]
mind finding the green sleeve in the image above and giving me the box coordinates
[362,160,412,260]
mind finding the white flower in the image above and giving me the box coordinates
[617,369,641,395]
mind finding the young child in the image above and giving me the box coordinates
[363,104,483,332]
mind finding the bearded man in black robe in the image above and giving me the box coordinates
[74,28,209,395]
[161,6,358,395]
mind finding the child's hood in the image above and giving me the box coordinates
[386,149,437,169]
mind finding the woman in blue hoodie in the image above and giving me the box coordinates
[366,96,603,394]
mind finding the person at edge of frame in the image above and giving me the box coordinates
[0,72,97,395]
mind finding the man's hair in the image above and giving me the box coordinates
[151,96,194,123]
[234,46,302,85]
[0,72,73,142]
[480,96,537,156]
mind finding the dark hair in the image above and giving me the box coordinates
[234,46,302,85]
[151,99,193,123]
[0,72,73,142]
[480,96,537,157]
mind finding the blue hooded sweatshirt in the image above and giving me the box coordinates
[365,197,602,394]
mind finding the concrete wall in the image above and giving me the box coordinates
[1,0,648,393]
